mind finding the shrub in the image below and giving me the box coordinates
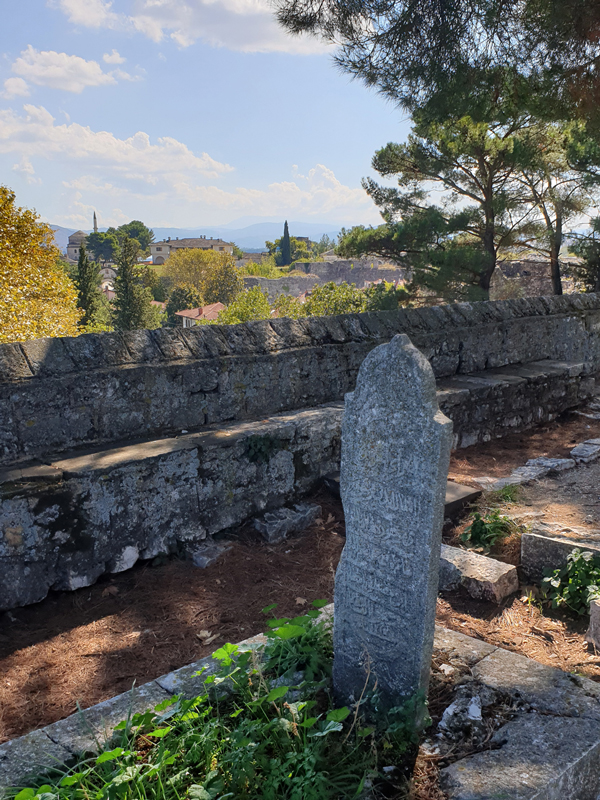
[460,510,514,552]
[542,549,600,614]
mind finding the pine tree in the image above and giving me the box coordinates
[280,220,292,266]
[114,236,162,330]
[76,244,101,325]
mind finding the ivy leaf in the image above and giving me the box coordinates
[266,686,289,702]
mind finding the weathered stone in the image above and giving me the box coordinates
[433,625,497,666]
[444,482,482,517]
[439,544,519,603]
[43,680,171,756]
[494,456,576,489]
[253,502,321,543]
[585,598,600,649]
[333,334,453,709]
[188,540,233,568]
[521,532,600,582]
[441,715,600,800]
[0,729,73,792]
[571,439,600,464]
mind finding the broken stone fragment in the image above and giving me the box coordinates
[439,544,519,603]
[585,598,600,649]
[493,456,575,490]
[570,438,600,464]
[253,502,321,544]
[187,540,233,568]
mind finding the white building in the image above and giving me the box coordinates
[150,236,234,265]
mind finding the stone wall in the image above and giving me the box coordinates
[1,294,600,610]
[243,259,406,299]
[1,294,600,466]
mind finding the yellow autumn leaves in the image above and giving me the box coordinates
[0,187,82,344]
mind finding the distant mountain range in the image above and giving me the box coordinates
[50,221,343,253]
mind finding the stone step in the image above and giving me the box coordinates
[439,544,519,603]
[323,472,481,518]
[522,529,600,582]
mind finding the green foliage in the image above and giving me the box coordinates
[75,245,102,326]
[572,217,600,293]
[542,549,600,615]
[166,283,204,324]
[114,237,163,331]
[364,281,410,311]
[86,231,120,264]
[240,256,288,279]
[217,287,271,324]
[487,484,520,505]
[280,220,291,266]
[461,510,514,552]
[117,220,154,252]
[303,281,366,316]
[232,242,244,259]
[10,602,420,800]
[245,435,282,464]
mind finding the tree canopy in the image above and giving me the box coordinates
[0,186,81,343]
[164,249,243,305]
[113,237,163,331]
[274,0,600,123]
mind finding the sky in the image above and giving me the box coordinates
[0,0,412,231]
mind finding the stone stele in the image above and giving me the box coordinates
[333,334,453,710]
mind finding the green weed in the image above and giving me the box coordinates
[460,509,515,552]
[9,602,419,800]
[542,549,600,615]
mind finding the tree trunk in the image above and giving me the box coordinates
[479,227,496,295]
[550,217,563,296]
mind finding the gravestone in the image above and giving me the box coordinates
[333,334,452,710]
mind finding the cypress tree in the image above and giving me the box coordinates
[281,220,292,266]
[114,236,161,330]
[76,244,101,325]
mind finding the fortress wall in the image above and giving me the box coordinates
[1,294,600,467]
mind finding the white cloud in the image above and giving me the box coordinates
[0,105,233,181]
[0,105,375,226]
[2,77,30,99]
[11,46,117,93]
[103,49,126,64]
[50,0,329,54]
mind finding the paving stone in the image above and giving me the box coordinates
[441,714,600,800]
[0,729,73,793]
[439,544,519,603]
[521,531,600,582]
[494,457,576,490]
[43,680,171,756]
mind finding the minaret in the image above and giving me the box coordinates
[93,211,98,233]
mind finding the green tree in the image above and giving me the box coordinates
[512,121,600,294]
[114,237,163,330]
[217,287,272,324]
[0,186,81,342]
[166,283,204,324]
[274,0,600,126]
[280,221,292,266]
[572,219,600,292]
[231,242,244,259]
[87,230,120,264]
[75,244,102,326]
[364,281,410,310]
[265,234,314,266]
[314,234,336,255]
[164,248,243,303]
[339,116,546,297]
[117,220,154,253]
[202,257,244,304]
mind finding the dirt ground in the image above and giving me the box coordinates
[2,409,600,749]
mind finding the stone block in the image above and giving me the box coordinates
[20,338,76,377]
[188,540,233,568]
[444,482,482,517]
[494,456,576,490]
[0,343,33,382]
[439,544,519,603]
[433,625,497,666]
[253,502,321,543]
[586,598,600,649]
[0,729,73,792]
[521,531,600,582]
[441,715,600,800]
[472,646,600,718]
[43,680,171,756]
[571,439,600,463]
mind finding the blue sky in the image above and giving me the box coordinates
[0,0,412,230]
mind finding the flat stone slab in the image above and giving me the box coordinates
[0,729,74,794]
[494,457,575,490]
[521,530,600,582]
[441,715,600,800]
[323,473,481,518]
[571,438,600,464]
[439,544,519,603]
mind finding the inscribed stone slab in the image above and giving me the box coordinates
[333,334,452,709]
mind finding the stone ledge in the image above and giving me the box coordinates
[439,544,519,603]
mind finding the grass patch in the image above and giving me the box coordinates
[9,603,422,800]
